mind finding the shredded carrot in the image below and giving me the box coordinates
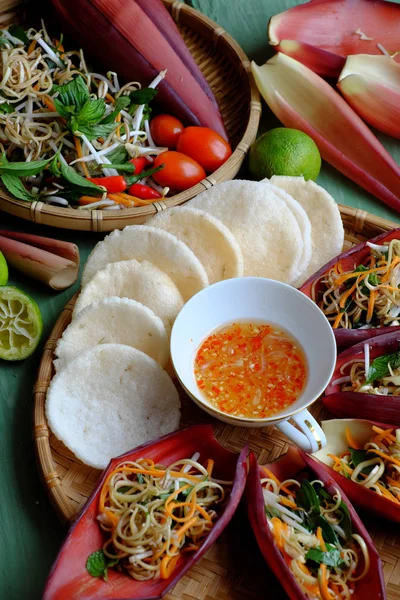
[318,564,331,600]
[107,193,136,207]
[78,195,102,206]
[332,313,342,329]
[368,449,400,468]
[105,92,115,104]
[144,541,167,563]
[74,137,90,178]
[174,516,198,542]
[206,459,214,477]
[367,289,377,323]
[334,265,386,287]
[279,496,297,509]
[297,562,312,576]
[160,552,180,579]
[271,517,283,548]
[328,454,353,475]
[104,509,119,528]
[381,257,400,283]
[339,280,359,309]
[42,95,56,112]
[316,526,327,552]
[345,426,363,450]
[261,468,292,494]
[195,504,212,521]
[164,485,191,510]
[339,451,351,459]
[116,112,121,138]
[27,39,37,54]
[165,495,197,523]
[375,482,400,503]
[372,427,396,445]
[387,476,400,489]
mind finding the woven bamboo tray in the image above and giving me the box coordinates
[34,205,400,600]
[0,0,260,232]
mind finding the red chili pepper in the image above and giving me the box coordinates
[128,183,162,199]
[87,176,127,193]
[129,157,148,175]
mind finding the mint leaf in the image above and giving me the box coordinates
[106,146,128,165]
[8,25,28,44]
[86,550,107,578]
[53,75,89,114]
[366,350,400,384]
[129,88,157,105]
[100,163,134,173]
[102,96,131,124]
[0,172,39,202]
[77,98,106,125]
[71,121,117,141]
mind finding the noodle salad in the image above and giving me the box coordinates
[313,239,400,330]
[86,455,227,581]
[0,22,168,210]
[261,468,370,600]
[328,425,400,505]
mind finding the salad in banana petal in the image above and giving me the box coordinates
[301,229,400,349]
[313,419,400,523]
[246,449,386,600]
[324,330,400,426]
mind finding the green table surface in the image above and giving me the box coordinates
[1,1,399,598]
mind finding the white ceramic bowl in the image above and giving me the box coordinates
[170,277,336,453]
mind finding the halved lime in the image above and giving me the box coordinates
[0,286,43,360]
[0,251,8,285]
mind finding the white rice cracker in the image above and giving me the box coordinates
[46,344,181,469]
[262,178,312,286]
[74,259,183,333]
[271,176,344,284]
[81,225,209,301]
[55,297,169,372]
[189,180,304,284]
[149,206,244,284]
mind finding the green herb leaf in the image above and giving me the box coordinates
[0,37,10,47]
[53,75,90,114]
[368,273,379,286]
[353,265,369,273]
[71,121,117,141]
[296,480,320,515]
[313,515,338,545]
[306,545,344,567]
[137,473,145,484]
[124,164,164,187]
[86,550,107,578]
[77,98,106,125]
[0,172,39,202]
[129,88,157,105]
[366,350,400,384]
[349,448,368,468]
[54,155,103,195]
[8,25,28,44]
[0,102,13,114]
[102,96,131,124]
[106,146,128,165]
[0,154,52,176]
[117,485,133,494]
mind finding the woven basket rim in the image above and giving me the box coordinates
[33,203,399,524]
[0,0,261,231]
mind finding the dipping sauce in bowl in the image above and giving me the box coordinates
[193,321,307,419]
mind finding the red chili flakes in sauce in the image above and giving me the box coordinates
[194,322,307,419]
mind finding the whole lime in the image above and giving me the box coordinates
[0,251,8,285]
[248,128,321,181]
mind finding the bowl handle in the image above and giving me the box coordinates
[276,410,326,454]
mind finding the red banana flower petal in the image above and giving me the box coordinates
[246,448,386,600]
[324,330,400,426]
[134,0,219,110]
[338,55,400,140]
[0,230,79,290]
[43,425,249,600]
[313,418,400,522]
[300,228,400,349]
[269,0,400,77]
[251,53,400,212]
[51,0,228,139]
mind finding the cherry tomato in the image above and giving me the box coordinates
[150,114,184,149]
[153,151,206,191]
[177,126,232,173]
